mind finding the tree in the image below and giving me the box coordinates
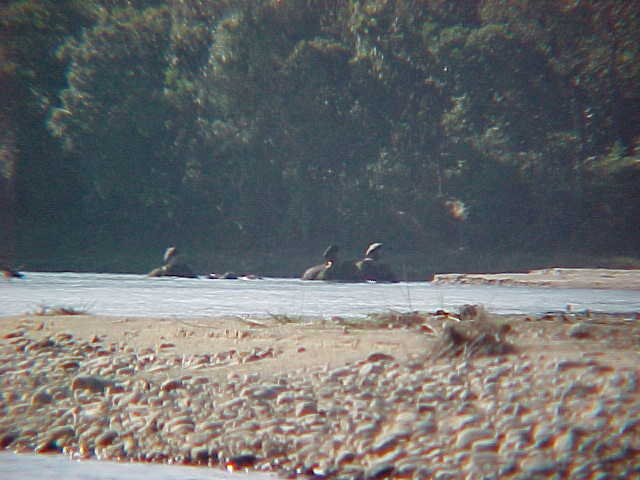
[2,1,98,260]
[49,5,176,243]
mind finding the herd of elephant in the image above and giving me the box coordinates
[147,243,398,282]
[300,243,397,282]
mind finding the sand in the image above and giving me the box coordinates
[432,268,640,290]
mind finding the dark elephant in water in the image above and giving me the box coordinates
[147,246,198,278]
[301,245,361,281]
[1,265,24,280]
[354,243,397,282]
[302,243,397,282]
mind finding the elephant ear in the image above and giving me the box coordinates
[164,246,178,264]
[323,244,339,261]
[365,243,384,258]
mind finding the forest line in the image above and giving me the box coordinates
[1,0,639,276]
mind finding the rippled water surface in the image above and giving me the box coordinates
[2,272,639,318]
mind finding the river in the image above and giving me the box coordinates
[0,451,274,480]
[2,272,640,318]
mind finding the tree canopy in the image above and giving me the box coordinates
[3,0,640,274]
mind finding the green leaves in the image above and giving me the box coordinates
[5,0,640,264]
[46,4,175,235]
[585,140,640,179]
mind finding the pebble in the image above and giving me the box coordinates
[30,388,53,406]
[44,425,75,442]
[71,375,114,394]
[246,385,283,400]
[295,402,317,417]
[0,323,638,480]
[568,322,592,339]
[364,462,394,480]
[369,433,401,456]
[472,438,499,452]
[94,429,118,447]
[455,428,494,450]
[450,413,481,431]
[3,330,26,339]
[520,453,560,476]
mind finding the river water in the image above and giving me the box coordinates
[2,272,640,318]
[0,451,275,480]
[1,272,639,479]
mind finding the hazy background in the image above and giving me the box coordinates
[2,0,639,278]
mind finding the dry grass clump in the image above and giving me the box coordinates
[328,311,429,330]
[269,313,312,325]
[432,314,514,359]
[31,304,90,316]
[365,311,429,328]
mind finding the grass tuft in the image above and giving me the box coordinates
[432,314,514,359]
[31,304,90,316]
[269,313,307,324]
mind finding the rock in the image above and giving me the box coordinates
[295,401,318,417]
[3,330,25,339]
[520,454,560,476]
[366,352,395,363]
[247,385,283,400]
[568,322,592,339]
[0,431,19,448]
[456,428,494,450]
[450,414,482,432]
[71,375,114,394]
[554,429,577,454]
[370,433,401,456]
[45,425,75,442]
[160,379,184,391]
[95,429,118,447]
[30,388,53,406]
[166,416,195,434]
[329,366,353,380]
[472,438,499,452]
[226,454,258,470]
[364,462,394,480]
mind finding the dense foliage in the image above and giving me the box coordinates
[2,0,640,274]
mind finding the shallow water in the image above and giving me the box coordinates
[1,272,639,318]
[2,272,639,479]
[0,452,273,480]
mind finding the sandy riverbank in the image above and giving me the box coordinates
[431,268,640,290]
[1,309,639,479]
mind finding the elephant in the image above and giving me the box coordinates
[321,257,362,282]
[302,244,340,280]
[302,244,399,282]
[1,265,24,280]
[354,243,398,282]
[208,272,239,279]
[147,246,198,278]
[302,245,362,281]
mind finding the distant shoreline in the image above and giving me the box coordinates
[15,244,640,283]
[432,267,640,290]
[8,267,640,290]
